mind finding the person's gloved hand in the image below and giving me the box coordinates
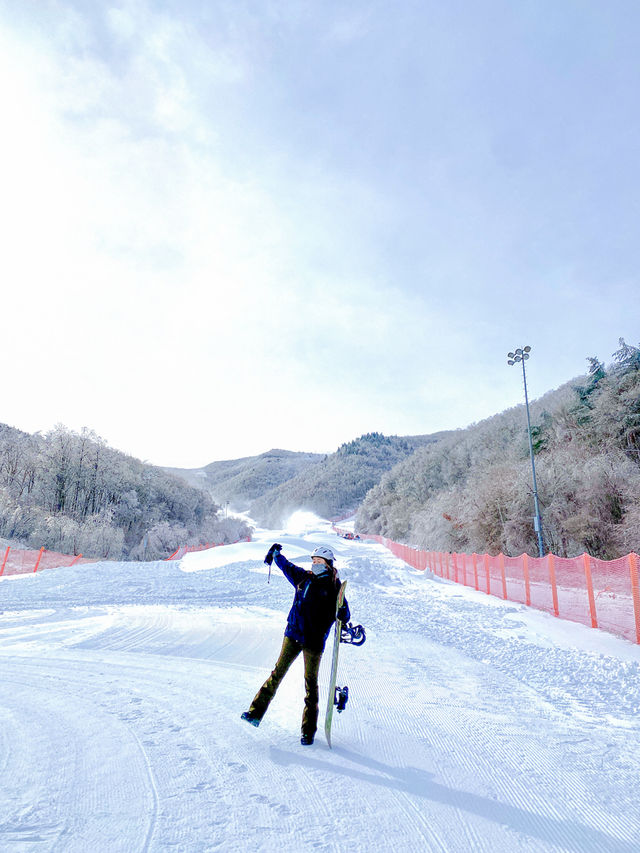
[337,604,349,623]
[264,543,282,565]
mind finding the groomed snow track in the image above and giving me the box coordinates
[0,517,638,852]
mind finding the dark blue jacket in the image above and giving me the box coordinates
[274,552,350,653]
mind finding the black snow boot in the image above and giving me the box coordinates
[300,734,314,745]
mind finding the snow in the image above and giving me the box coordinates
[1,514,639,852]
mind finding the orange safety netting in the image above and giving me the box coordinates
[165,536,252,561]
[0,535,255,576]
[0,546,94,576]
[333,527,640,645]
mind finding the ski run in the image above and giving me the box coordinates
[0,512,639,853]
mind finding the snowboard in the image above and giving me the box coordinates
[324,580,348,748]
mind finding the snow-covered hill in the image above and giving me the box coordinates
[0,512,638,852]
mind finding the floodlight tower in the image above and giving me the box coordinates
[507,346,545,558]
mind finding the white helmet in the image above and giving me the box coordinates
[311,545,335,563]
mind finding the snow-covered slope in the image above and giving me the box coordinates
[0,512,638,852]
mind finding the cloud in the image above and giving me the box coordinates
[0,3,429,464]
[1,1,638,467]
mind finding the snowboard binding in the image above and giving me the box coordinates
[340,622,366,646]
[334,685,349,713]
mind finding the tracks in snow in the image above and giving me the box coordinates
[0,544,639,852]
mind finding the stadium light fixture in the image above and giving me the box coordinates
[507,345,545,557]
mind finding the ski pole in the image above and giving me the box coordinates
[264,542,282,583]
[264,550,274,584]
[263,544,280,584]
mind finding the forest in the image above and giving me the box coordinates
[356,339,640,560]
[0,424,250,560]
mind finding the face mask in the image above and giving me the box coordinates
[311,561,329,575]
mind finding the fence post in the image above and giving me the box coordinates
[484,554,490,594]
[453,552,459,584]
[583,553,598,629]
[33,546,45,573]
[548,553,559,616]
[629,553,640,645]
[499,553,507,600]
[472,553,479,590]
[70,554,83,567]
[522,553,531,606]
[0,546,9,576]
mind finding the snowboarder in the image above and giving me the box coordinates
[241,543,349,745]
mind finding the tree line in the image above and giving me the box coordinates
[0,424,251,560]
[356,339,640,560]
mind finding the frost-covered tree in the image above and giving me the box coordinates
[356,339,640,559]
[0,424,251,560]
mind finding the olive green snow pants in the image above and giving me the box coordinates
[248,636,323,738]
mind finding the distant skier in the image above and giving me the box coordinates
[241,543,349,745]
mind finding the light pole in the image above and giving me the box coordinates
[507,346,545,558]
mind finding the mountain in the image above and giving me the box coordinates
[248,432,448,527]
[164,449,324,510]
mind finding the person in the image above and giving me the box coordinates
[241,543,350,745]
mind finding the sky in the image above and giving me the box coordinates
[1,0,639,469]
